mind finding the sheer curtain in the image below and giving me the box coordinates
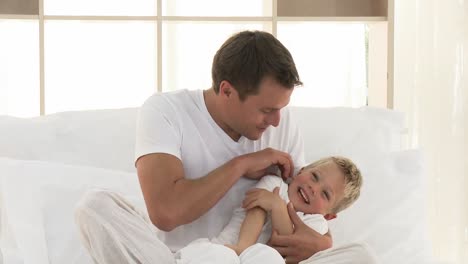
[393,0,468,263]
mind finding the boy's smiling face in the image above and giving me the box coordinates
[287,161,346,220]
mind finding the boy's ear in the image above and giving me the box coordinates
[324,213,336,221]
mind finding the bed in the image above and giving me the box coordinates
[0,106,438,264]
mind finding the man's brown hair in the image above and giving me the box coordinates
[212,30,302,101]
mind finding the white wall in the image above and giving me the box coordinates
[393,0,468,263]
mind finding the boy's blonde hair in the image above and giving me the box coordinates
[305,156,363,214]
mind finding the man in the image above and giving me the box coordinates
[76,30,377,264]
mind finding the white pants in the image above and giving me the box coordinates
[175,239,284,264]
[75,189,379,264]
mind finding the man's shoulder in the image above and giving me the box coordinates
[145,89,198,104]
[142,89,201,113]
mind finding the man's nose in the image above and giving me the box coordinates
[267,111,281,127]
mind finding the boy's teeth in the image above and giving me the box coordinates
[299,188,309,204]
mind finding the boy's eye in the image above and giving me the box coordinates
[323,191,330,201]
[261,109,272,114]
[312,172,318,182]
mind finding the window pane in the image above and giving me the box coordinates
[44,0,156,16]
[0,20,39,117]
[44,20,156,114]
[162,0,272,16]
[278,22,368,107]
[162,22,272,92]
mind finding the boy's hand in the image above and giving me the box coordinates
[242,187,283,212]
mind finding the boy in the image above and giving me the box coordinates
[175,156,363,263]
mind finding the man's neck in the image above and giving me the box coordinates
[203,89,241,141]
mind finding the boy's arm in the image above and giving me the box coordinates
[225,207,266,255]
[241,186,293,236]
[235,186,292,252]
[270,192,294,235]
[236,207,267,251]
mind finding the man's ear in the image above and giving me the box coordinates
[324,213,336,221]
[219,80,232,98]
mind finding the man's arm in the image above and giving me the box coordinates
[268,203,332,264]
[137,153,241,231]
[136,148,294,231]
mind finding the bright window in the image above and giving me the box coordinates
[0,19,40,117]
[0,0,382,117]
[278,22,368,107]
[44,20,156,114]
[162,22,271,92]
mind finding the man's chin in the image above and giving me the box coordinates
[244,131,264,141]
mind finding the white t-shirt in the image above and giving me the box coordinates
[213,175,328,245]
[134,89,306,251]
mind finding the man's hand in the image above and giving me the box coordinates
[268,203,332,264]
[242,187,282,212]
[238,148,294,181]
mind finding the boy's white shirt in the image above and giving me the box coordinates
[213,175,328,245]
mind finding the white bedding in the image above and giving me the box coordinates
[0,106,437,264]
[0,159,144,264]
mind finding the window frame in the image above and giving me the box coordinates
[0,0,388,116]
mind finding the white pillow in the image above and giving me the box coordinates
[0,106,403,173]
[289,106,405,162]
[0,158,143,264]
[328,149,433,264]
[0,108,138,172]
